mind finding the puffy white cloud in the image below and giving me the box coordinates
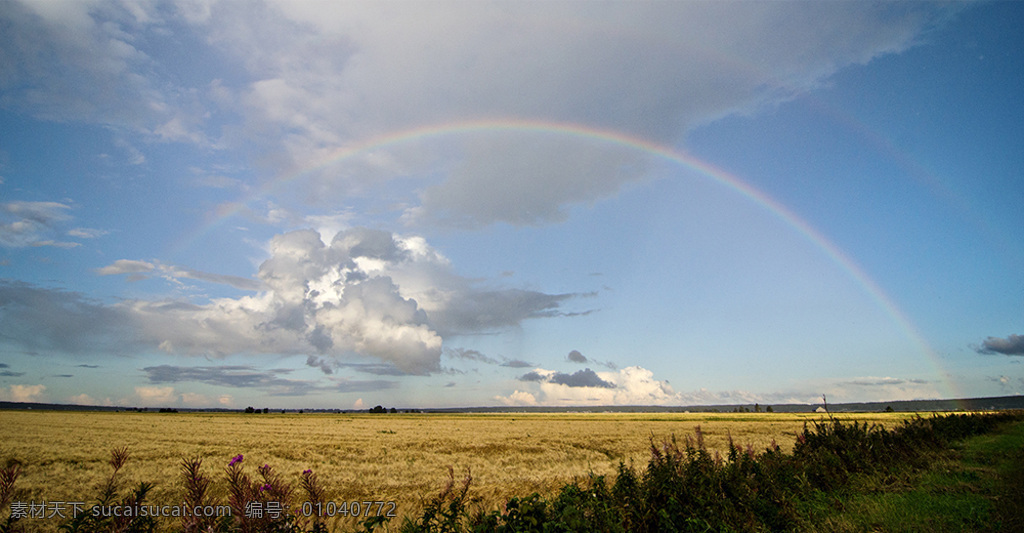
[509,365,768,407]
[495,390,538,407]
[7,228,581,374]
[69,393,96,406]
[134,386,176,405]
[1,384,47,403]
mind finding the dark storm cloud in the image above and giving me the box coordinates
[306,355,335,375]
[549,368,616,389]
[567,350,587,363]
[0,280,142,355]
[977,334,1024,356]
[519,368,616,389]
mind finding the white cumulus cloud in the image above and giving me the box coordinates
[1,384,47,403]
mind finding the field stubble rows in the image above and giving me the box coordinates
[0,410,917,530]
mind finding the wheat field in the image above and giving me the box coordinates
[0,410,918,531]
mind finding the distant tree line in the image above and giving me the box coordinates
[369,405,422,413]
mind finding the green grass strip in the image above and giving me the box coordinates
[801,419,1024,532]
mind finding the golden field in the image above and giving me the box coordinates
[0,410,921,531]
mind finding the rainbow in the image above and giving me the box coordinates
[179,117,959,401]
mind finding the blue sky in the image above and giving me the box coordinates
[1,1,1022,409]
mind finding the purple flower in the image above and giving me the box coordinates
[229,454,243,466]
[303,469,313,475]
[260,483,272,492]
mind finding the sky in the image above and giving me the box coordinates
[1,1,1022,410]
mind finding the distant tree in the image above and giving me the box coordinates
[754,403,761,413]
[766,405,774,413]
[369,405,386,413]
[245,406,255,414]
[885,405,895,412]
[262,407,269,414]
[389,407,398,414]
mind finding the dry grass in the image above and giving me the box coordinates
[0,410,917,531]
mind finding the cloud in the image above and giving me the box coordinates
[143,364,294,388]
[135,386,176,405]
[4,3,957,229]
[67,228,108,239]
[843,377,930,387]
[519,367,615,389]
[124,228,581,373]
[977,334,1024,356]
[6,228,591,374]
[201,2,956,228]
[0,1,207,142]
[495,390,537,406]
[445,347,500,365]
[508,366,766,407]
[333,378,397,393]
[567,350,588,364]
[427,289,579,335]
[0,384,46,403]
[0,280,143,355]
[500,359,534,368]
[0,201,81,248]
[813,376,941,403]
[143,363,397,396]
[550,368,616,389]
[97,259,262,290]
[96,259,156,276]
[69,393,96,406]
[331,362,410,376]
[306,355,335,375]
[518,371,547,383]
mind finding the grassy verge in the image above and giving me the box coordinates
[796,418,1024,532]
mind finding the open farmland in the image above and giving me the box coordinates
[0,410,921,531]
